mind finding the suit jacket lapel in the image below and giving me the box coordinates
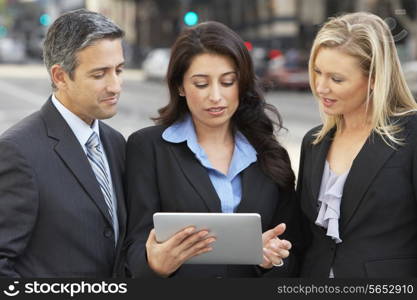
[236,163,264,213]
[309,128,335,216]
[340,132,397,231]
[40,99,113,227]
[169,142,222,212]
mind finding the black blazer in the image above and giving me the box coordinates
[297,115,417,278]
[0,99,127,277]
[124,125,300,278]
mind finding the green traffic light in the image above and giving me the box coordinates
[184,11,198,26]
[0,26,8,38]
[40,14,52,26]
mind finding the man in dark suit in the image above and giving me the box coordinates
[0,9,126,277]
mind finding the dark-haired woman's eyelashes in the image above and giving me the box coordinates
[194,83,208,88]
[193,81,236,89]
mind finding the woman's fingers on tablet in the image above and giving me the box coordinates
[184,236,216,260]
[268,238,290,258]
[262,223,286,243]
[192,246,213,258]
[148,229,156,242]
[259,248,274,268]
[259,254,273,268]
[180,230,210,250]
[167,226,196,247]
[280,239,292,250]
[263,247,283,267]
[269,237,292,251]
[259,237,291,269]
[151,227,215,269]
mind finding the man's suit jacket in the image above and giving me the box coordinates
[124,125,301,278]
[297,115,417,278]
[0,99,126,277]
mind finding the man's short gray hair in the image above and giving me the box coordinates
[43,9,124,89]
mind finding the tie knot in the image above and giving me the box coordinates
[86,132,100,149]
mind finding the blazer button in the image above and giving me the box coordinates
[104,229,113,238]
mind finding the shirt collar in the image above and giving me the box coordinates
[162,114,204,157]
[51,94,100,148]
[162,114,194,143]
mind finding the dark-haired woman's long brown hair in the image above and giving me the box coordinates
[154,21,295,190]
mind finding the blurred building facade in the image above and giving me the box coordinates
[0,0,84,62]
[0,0,415,64]
[84,0,417,66]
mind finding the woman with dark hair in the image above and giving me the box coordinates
[125,21,299,278]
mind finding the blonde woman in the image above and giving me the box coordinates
[297,12,417,277]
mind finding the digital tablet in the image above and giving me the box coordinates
[153,212,263,265]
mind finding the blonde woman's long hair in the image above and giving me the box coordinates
[309,12,417,146]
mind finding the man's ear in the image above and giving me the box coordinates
[50,64,69,90]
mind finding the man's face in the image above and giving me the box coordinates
[57,38,124,124]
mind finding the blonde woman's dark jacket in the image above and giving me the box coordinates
[297,114,417,278]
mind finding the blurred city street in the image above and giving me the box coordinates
[0,64,320,174]
[1,0,416,175]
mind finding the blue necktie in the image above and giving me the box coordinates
[85,132,115,227]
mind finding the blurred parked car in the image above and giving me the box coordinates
[26,32,44,60]
[262,49,310,91]
[142,48,170,80]
[403,60,417,99]
[0,37,26,63]
[251,47,268,77]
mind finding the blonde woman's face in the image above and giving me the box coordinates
[313,47,371,119]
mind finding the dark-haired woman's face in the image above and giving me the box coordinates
[181,53,239,133]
